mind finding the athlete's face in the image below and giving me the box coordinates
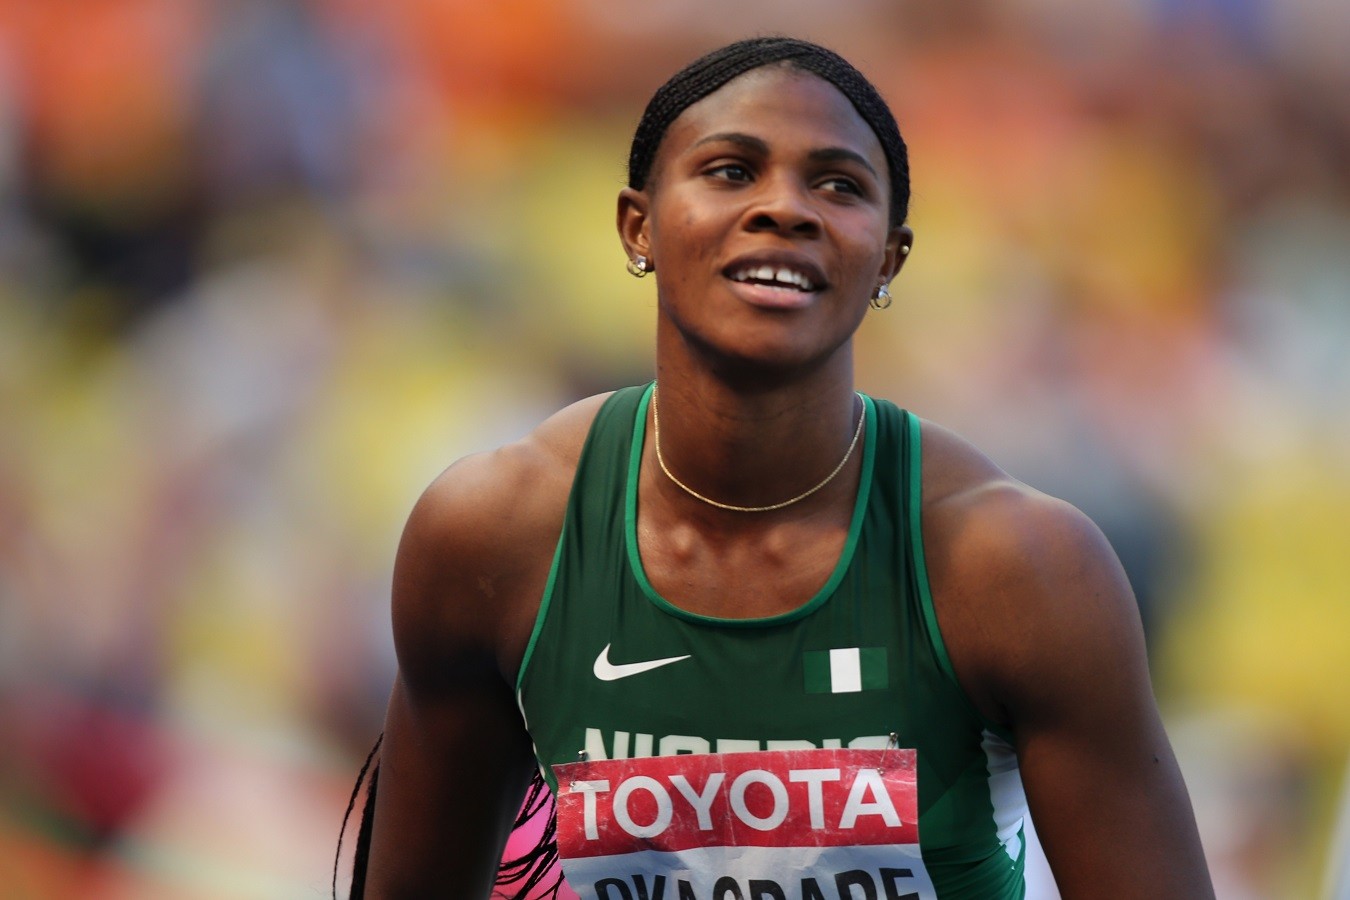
[619,66,912,373]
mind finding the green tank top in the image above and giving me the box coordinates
[517,384,1028,899]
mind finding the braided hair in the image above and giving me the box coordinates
[627,36,910,226]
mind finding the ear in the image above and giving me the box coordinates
[617,187,653,268]
[878,225,914,285]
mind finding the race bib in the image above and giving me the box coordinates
[551,747,935,900]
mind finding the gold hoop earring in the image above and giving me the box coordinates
[870,283,892,310]
[626,255,650,278]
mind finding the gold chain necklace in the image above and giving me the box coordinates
[651,386,866,513]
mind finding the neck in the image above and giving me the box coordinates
[647,367,863,515]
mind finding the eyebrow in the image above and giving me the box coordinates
[691,132,770,155]
[690,132,879,179]
[807,147,879,179]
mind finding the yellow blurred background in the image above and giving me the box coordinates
[1,1,1347,897]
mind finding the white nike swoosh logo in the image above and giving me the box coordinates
[593,643,691,681]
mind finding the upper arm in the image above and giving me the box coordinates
[364,458,540,898]
[363,395,606,898]
[923,433,1213,898]
[993,503,1211,898]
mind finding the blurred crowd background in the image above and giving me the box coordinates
[1,1,1347,897]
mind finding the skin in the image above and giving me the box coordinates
[363,65,1214,898]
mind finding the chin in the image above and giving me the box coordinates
[695,337,849,384]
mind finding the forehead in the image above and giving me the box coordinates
[653,66,887,176]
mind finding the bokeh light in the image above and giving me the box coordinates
[1,2,1347,897]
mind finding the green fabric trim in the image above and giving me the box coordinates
[517,388,628,694]
[909,412,954,683]
[515,522,567,694]
[624,390,877,628]
[908,412,1014,742]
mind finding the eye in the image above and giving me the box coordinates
[706,163,753,183]
[818,176,863,196]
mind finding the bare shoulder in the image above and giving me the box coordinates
[367,393,614,895]
[916,419,1142,726]
[391,392,613,690]
[913,421,1213,897]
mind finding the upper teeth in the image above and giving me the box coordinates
[731,265,816,291]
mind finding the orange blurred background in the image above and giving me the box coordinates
[1,2,1348,897]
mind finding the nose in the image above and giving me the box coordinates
[744,175,822,238]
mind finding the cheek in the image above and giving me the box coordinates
[840,221,891,270]
[658,217,720,271]
[650,188,726,260]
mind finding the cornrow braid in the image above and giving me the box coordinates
[627,36,910,226]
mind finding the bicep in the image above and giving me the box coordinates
[362,466,541,898]
[996,507,1212,898]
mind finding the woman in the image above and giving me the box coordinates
[357,37,1213,898]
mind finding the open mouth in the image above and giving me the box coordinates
[721,253,830,309]
[727,264,821,293]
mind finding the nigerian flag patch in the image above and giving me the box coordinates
[804,647,888,694]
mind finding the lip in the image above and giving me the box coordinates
[721,251,829,310]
